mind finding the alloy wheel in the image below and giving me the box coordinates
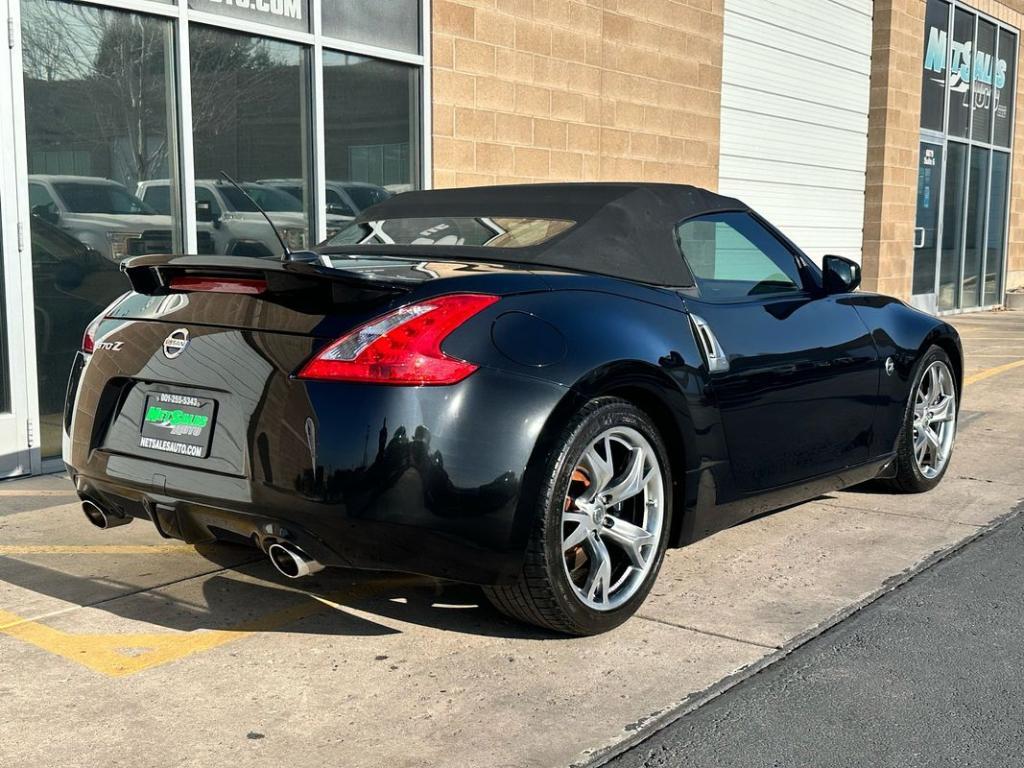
[912,360,957,480]
[561,426,665,611]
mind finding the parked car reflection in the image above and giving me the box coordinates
[30,213,122,422]
[28,175,212,263]
[259,178,391,218]
[138,179,349,257]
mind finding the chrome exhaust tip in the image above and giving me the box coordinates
[267,542,324,579]
[82,500,131,529]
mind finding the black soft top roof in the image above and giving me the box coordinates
[326,183,749,286]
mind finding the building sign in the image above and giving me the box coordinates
[920,1,1016,145]
[189,0,309,33]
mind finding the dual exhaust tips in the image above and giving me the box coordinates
[81,499,323,580]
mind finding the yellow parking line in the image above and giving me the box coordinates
[965,359,1024,386]
[0,577,423,677]
[0,544,198,555]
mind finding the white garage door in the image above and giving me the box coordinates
[718,0,873,264]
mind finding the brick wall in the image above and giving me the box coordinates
[862,0,925,299]
[431,0,724,190]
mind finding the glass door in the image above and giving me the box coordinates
[0,0,32,477]
[912,141,944,313]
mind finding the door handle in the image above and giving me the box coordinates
[689,314,730,373]
[914,227,926,248]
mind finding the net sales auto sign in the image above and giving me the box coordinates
[190,0,308,32]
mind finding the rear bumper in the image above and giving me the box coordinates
[72,471,526,584]
[65,364,569,585]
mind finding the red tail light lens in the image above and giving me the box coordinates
[298,294,499,385]
[82,314,102,353]
[168,276,267,295]
[82,292,131,353]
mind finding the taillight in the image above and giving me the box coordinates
[81,292,130,353]
[82,314,102,353]
[168,276,267,295]
[298,294,499,385]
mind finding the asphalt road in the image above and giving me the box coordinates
[606,505,1024,768]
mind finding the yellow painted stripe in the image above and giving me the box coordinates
[0,544,198,555]
[0,577,425,677]
[965,358,1024,386]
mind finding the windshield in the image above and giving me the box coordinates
[326,217,575,249]
[219,184,304,213]
[54,182,157,215]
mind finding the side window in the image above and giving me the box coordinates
[142,185,171,215]
[195,187,222,218]
[676,212,803,300]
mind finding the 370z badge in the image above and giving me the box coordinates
[163,328,190,359]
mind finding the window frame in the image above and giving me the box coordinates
[674,209,818,304]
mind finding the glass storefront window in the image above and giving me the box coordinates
[22,0,180,456]
[188,0,311,33]
[921,0,949,133]
[947,8,974,139]
[995,28,1017,147]
[972,20,996,141]
[916,0,1016,312]
[961,147,990,309]
[322,51,419,225]
[187,26,312,256]
[984,152,1010,306]
[322,0,420,55]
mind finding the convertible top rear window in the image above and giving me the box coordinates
[326,216,575,249]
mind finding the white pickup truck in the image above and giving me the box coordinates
[28,175,215,263]
[137,179,351,258]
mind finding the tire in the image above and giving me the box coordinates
[884,345,958,493]
[484,397,673,636]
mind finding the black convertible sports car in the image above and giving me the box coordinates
[64,183,961,635]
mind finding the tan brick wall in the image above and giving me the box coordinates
[862,0,926,299]
[865,0,1024,300]
[431,0,724,190]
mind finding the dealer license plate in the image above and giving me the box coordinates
[139,392,216,458]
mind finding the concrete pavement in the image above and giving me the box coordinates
[1,310,1023,768]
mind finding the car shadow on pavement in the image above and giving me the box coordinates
[0,542,559,641]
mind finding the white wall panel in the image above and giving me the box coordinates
[719,0,873,264]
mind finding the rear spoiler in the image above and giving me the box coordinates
[121,254,412,304]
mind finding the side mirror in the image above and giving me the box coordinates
[196,200,220,227]
[32,204,59,225]
[822,255,861,294]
